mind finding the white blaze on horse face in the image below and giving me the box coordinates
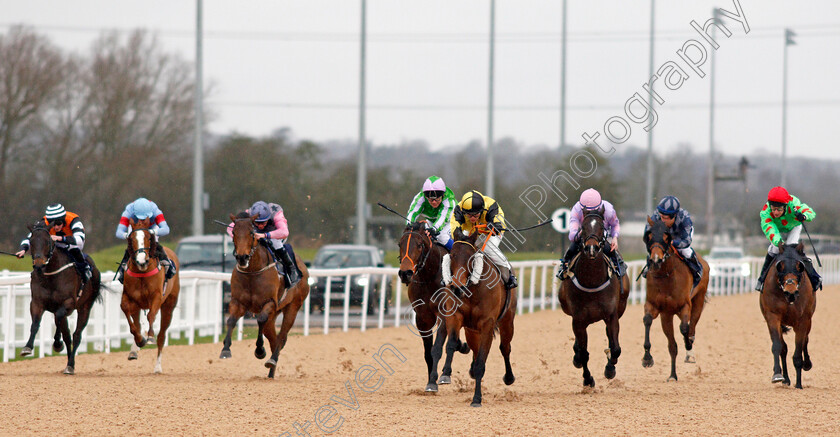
[135,232,147,267]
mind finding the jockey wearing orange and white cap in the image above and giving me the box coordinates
[556,188,625,279]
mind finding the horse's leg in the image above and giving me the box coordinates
[145,292,163,345]
[792,326,808,389]
[443,314,464,381]
[572,319,594,387]
[154,296,177,374]
[53,330,63,353]
[121,295,146,354]
[470,319,495,407]
[267,302,297,378]
[499,310,516,386]
[765,316,787,384]
[426,316,445,391]
[67,300,94,375]
[687,289,707,362]
[22,300,44,356]
[604,313,621,379]
[642,304,659,368]
[253,303,271,361]
[220,300,245,359]
[660,313,679,381]
[54,306,73,374]
[441,325,463,382]
[803,333,812,372]
[678,303,694,363]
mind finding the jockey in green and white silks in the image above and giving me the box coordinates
[405,176,456,250]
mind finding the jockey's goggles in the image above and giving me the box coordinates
[424,191,444,200]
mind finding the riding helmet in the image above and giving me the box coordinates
[422,175,446,199]
[250,201,272,222]
[579,188,602,210]
[132,198,155,220]
[767,186,792,206]
[45,203,66,224]
[656,196,681,215]
[460,191,485,214]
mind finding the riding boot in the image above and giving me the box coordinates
[155,243,177,280]
[68,248,92,287]
[802,257,822,292]
[686,252,703,288]
[504,268,518,290]
[275,244,300,287]
[608,250,626,277]
[556,241,580,279]
[755,254,774,292]
[116,249,130,284]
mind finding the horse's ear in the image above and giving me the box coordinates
[250,214,259,222]
[130,218,138,227]
[453,227,465,241]
[796,242,805,255]
[776,261,784,273]
[597,205,605,216]
[797,262,805,273]
[647,216,654,226]
[229,213,237,222]
[643,231,650,244]
[778,244,786,254]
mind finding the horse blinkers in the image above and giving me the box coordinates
[776,260,803,304]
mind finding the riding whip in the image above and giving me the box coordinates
[799,221,822,267]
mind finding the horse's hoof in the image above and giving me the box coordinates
[137,339,147,348]
[21,347,33,357]
[772,373,785,383]
[803,360,813,371]
[63,366,74,375]
[53,342,64,353]
[146,337,156,346]
[642,357,654,368]
[128,351,138,361]
[219,350,232,359]
[583,377,595,388]
[254,347,266,360]
[154,366,162,374]
[438,375,451,385]
[425,383,438,392]
[784,379,791,386]
[503,373,516,386]
[573,358,583,369]
[470,401,482,408]
[264,358,277,369]
[685,351,696,363]
[459,343,470,354]
[795,383,802,389]
[667,375,678,382]
[604,366,616,380]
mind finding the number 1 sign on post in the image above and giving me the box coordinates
[551,208,571,233]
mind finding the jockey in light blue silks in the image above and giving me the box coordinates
[115,198,176,283]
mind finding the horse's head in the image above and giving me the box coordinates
[444,228,483,296]
[127,219,156,271]
[774,243,807,304]
[579,208,606,259]
[27,221,54,271]
[230,212,259,268]
[398,222,433,285]
[645,216,672,269]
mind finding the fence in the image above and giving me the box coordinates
[2,254,839,362]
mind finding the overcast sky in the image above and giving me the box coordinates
[2,0,839,159]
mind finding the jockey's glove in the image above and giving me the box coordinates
[794,211,807,222]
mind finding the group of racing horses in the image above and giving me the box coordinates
[18,208,816,405]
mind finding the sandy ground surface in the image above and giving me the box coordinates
[1,286,839,436]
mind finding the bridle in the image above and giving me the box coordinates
[400,231,433,275]
[30,226,56,269]
[127,228,156,260]
[232,218,262,265]
[580,213,607,256]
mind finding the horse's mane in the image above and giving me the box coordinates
[32,221,48,231]
[645,216,671,249]
[235,211,251,220]
[404,222,426,233]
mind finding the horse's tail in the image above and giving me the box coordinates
[781,325,792,334]
[91,272,103,304]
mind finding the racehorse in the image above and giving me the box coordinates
[641,216,709,381]
[121,220,180,373]
[437,227,516,407]
[557,209,630,387]
[220,212,310,378]
[21,222,101,375]
[397,221,468,393]
[759,242,816,389]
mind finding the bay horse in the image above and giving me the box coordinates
[436,227,516,407]
[220,212,310,378]
[641,216,709,381]
[557,210,630,387]
[759,242,816,389]
[397,222,468,393]
[21,222,101,375]
[121,220,181,373]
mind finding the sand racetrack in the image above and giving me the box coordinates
[1,287,839,436]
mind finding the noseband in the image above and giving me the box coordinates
[31,227,56,267]
[233,219,259,261]
[400,231,432,273]
[128,228,155,260]
[580,213,606,254]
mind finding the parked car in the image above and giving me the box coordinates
[176,234,235,315]
[707,246,750,289]
[307,244,391,315]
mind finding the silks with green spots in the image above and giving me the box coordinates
[759,195,815,246]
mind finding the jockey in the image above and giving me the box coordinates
[556,188,626,279]
[115,198,176,283]
[227,201,300,287]
[16,204,92,286]
[450,190,518,290]
[755,186,821,292]
[405,175,457,250]
[644,195,703,288]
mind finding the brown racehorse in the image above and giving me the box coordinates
[759,243,816,389]
[21,222,101,375]
[220,212,310,378]
[121,220,180,373]
[397,222,468,393]
[641,216,709,381]
[558,210,630,387]
[438,227,516,407]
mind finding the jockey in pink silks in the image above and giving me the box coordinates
[556,188,626,279]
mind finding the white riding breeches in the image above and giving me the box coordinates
[476,234,511,270]
[677,247,694,259]
[767,225,802,255]
[435,223,452,246]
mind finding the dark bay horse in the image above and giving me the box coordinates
[435,228,516,407]
[397,222,468,393]
[21,222,101,375]
[220,212,310,378]
[759,243,816,389]
[641,216,709,381]
[558,210,629,387]
[121,220,181,373]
